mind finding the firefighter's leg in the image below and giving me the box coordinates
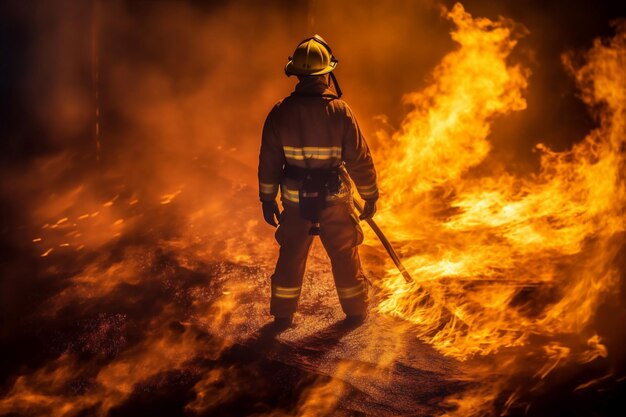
[319,203,368,317]
[270,205,314,318]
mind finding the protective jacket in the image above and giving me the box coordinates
[258,77,379,206]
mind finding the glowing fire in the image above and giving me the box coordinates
[374,0,624,384]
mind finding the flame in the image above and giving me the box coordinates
[377,4,527,212]
[374,2,625,358]
[367,3,626,414]
[0,324,213,417]
[160,189,183,205]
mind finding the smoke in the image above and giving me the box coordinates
[0,0,455,339]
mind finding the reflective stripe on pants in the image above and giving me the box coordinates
[270,202,368,317]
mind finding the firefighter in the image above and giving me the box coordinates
[258,35,379,328]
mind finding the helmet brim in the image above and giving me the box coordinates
[284,60,337,76]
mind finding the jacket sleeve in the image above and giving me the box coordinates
[341,104,379,201]
[258,105,285,202]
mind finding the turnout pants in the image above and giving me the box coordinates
[270,202,369,318]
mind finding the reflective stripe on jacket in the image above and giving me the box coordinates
[258,77,378,206]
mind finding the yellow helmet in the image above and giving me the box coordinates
[285,35,338,76]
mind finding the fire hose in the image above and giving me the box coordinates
[352,198,413,283]
[353,197,452,323]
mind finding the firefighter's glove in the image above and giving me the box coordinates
[359,200,377,221]
[262,201,281,227]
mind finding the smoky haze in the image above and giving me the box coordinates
[0,0,457,323]
[1,0,621,209]
[0,0,454,386]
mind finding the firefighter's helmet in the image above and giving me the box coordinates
[285,35,338,76]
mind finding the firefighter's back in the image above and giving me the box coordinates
[273,90,348,171]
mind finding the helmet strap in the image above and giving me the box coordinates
[329,72,343,98]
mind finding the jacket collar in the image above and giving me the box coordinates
[294,76,335,96]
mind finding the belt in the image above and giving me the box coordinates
[282,164,340,181]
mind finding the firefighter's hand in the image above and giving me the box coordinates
[359,200,377,220]
[262,201,281,227]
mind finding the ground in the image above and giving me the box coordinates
[0,186,468,417]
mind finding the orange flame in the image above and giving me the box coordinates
[365,5,625,414]
[375,2,625,365]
